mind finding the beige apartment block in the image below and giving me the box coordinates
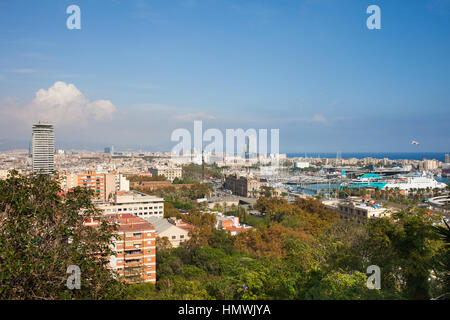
[149,166,182,182]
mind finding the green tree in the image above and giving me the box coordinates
[0,171,124,299]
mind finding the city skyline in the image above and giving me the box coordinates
[1,0,450,153]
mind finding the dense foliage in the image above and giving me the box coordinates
[1,172,448,300]
[129,196,449,300]
[0,171,125,299]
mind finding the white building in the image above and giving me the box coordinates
[98,191,164,218]
[337,200,391,221]
[32,122,55,174]
[294,161,310,169]
[115,173,130,192]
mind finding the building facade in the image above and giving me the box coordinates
[224,173,269,197]
[149,166,182,182]
[61,171,130,202]
[32,122,55,174]
[86,213,156,283]
[99,191,164,218]
[337,200,390,222]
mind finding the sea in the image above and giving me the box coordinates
[287,152,449,163]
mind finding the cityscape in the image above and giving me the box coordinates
[0,0,449,309]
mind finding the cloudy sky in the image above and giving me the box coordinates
[0,0,449,152]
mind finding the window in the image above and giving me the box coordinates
[180,235,184,239]
[172,236,176,239]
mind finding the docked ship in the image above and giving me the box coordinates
[340,173,447,191]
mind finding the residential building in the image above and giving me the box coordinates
[62,171,115,202]
[337,200,391,222]
[224,173,269,197]
[60,171,130,202]
[144,216,189,247]
[423,159,439,171]
[214,212,252,235]
[114,172,130,192]
[32,122,55,174]
[85,213,156,283]
[98,190,164,218]
[149,166,182,182]
[167,217,197,232]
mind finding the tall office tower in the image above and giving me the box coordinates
[32,122,55,174]
[445,154,450,164]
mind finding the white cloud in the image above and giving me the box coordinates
[172,112,216,121]
[1,81,116,126]
[310,114,327,123]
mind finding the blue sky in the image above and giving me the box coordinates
[0,0,449,152]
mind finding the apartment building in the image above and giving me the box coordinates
[224,173,269,197]
[60,171,130,202]
[149,166,182,182]
[98,190,164,218]
[337,200,391,222]
[423,159,439,171]
[85,213,156,283]
[61,171,114,202]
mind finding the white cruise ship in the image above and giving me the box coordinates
[340,172,447,192]
[383,173,447,191]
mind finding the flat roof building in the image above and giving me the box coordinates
[32,122,54,174]
[149,166,182,182]
[337,200,391,222]
[98,190,165,218]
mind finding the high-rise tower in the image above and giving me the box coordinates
[32,122,55,174]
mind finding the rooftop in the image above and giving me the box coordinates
[144,216,181,233]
